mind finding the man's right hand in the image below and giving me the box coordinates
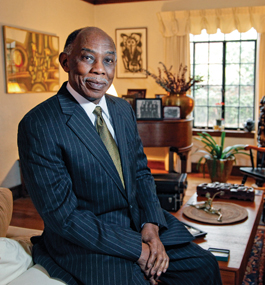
[137,243,157,285]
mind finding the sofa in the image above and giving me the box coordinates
[0,187,66,285]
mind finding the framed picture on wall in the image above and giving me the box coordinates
[3,26,60,93]
[135,98,162,120]
[115,27,147,79]
[127,89,146,98]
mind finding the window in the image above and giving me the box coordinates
[190,28,257,129]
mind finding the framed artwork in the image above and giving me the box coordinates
[127,88,146,98]
[164,106,181,119]
[115,27,147,79]
[122,95,135,110]
[3,26,59,93]
[135,98,162,120]
[155,94,166,99]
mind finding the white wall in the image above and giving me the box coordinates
[1,0,265,188]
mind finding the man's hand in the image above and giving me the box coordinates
[140,223,169,283]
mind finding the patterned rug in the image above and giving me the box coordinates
[242,226,265,285]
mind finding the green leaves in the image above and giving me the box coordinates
[195,131,249,175]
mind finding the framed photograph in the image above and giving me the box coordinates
[3,26,59,93]
[164,106,181,119]
[181,222,207,238]
[155,94,166,99]
[122,95,135,110]
[135,98,162,120]
[127,89,146,98]
[115,27,147,79]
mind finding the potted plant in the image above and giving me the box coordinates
[195,131,249,182]
[144,62,203,118]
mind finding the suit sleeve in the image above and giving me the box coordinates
[128,107,168,230]
[18,113,142,262]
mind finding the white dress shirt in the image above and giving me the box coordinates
[66,82,117,143]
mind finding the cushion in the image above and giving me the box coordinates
[0,188,13,237]
[8,264,67,285]
[0,238,33,285]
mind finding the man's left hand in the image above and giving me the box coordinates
[141,223,169,282]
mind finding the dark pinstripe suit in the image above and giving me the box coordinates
[18,82,222,285]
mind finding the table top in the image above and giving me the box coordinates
[172,191,264,284]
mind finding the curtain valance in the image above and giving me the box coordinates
[157,6,265,36]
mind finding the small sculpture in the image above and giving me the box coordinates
[189,191,225,222]
[243,118,255,132]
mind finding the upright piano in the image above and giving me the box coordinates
[137,118,193,173]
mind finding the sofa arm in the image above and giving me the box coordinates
[6,226,42,239]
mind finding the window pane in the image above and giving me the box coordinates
[209,64,222,85]
[240,86,254,107]
[194,87,208,106]
[240,64,254,85]
[193,29,208,41]
[194,64,208,84]
[195,43,208,63]
[208,86,222,105]
[226,64,240,85]
[225,86,239,106]
[225,107,238,128]
[241,42,255,63]
[194,106,207,127]
[226,42,240,63]
[209,43,223,63]
[209,107,222,127]
[240,107,253,125]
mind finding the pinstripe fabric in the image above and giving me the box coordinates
[18,82,221,285]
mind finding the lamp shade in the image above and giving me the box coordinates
[106,84,118,96]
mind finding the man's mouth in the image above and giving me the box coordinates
[84,77,108,90]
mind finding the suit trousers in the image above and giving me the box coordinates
[131,242,222,285]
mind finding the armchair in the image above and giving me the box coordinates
[240,145,265,187]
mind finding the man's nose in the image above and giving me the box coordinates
[91,60,105,75]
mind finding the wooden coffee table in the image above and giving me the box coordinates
[172,191,264,285]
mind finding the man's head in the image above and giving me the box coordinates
[59,27,116,104]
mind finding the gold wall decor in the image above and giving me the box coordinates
[3,26,59,93]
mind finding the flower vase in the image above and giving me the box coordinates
[162,92,194,119]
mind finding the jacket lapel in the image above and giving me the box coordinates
[106,96,131,201]
[57,84,127,199]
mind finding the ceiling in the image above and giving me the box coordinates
[82,0,165,5]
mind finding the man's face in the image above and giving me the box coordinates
[64,29,116,103]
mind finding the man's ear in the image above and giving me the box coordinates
[59,52,70,72]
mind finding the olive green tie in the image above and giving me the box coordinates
[93,106,124,188]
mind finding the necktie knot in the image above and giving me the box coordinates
[93,106,104,129]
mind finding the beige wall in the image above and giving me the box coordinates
[0,0,94,187]
[1,0,265,187]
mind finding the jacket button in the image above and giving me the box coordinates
[130,205,133,209]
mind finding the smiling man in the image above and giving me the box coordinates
[18,27,222,285]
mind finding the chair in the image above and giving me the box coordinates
[240,145,265,187]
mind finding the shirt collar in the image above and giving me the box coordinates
[66,82,110,119]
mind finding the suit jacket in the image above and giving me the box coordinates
[18,82,193,285]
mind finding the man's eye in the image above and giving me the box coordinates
[83,55,93,61]
[105,58,114,64]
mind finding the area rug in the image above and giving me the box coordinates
[242,226,265,285]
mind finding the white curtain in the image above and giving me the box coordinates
[157,6,265,101]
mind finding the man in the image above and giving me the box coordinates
[18,27,222,285]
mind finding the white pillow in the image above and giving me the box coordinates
[0,238,33,285]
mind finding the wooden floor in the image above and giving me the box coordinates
[10,172,256,231]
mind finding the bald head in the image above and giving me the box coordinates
[63,27,116,60]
